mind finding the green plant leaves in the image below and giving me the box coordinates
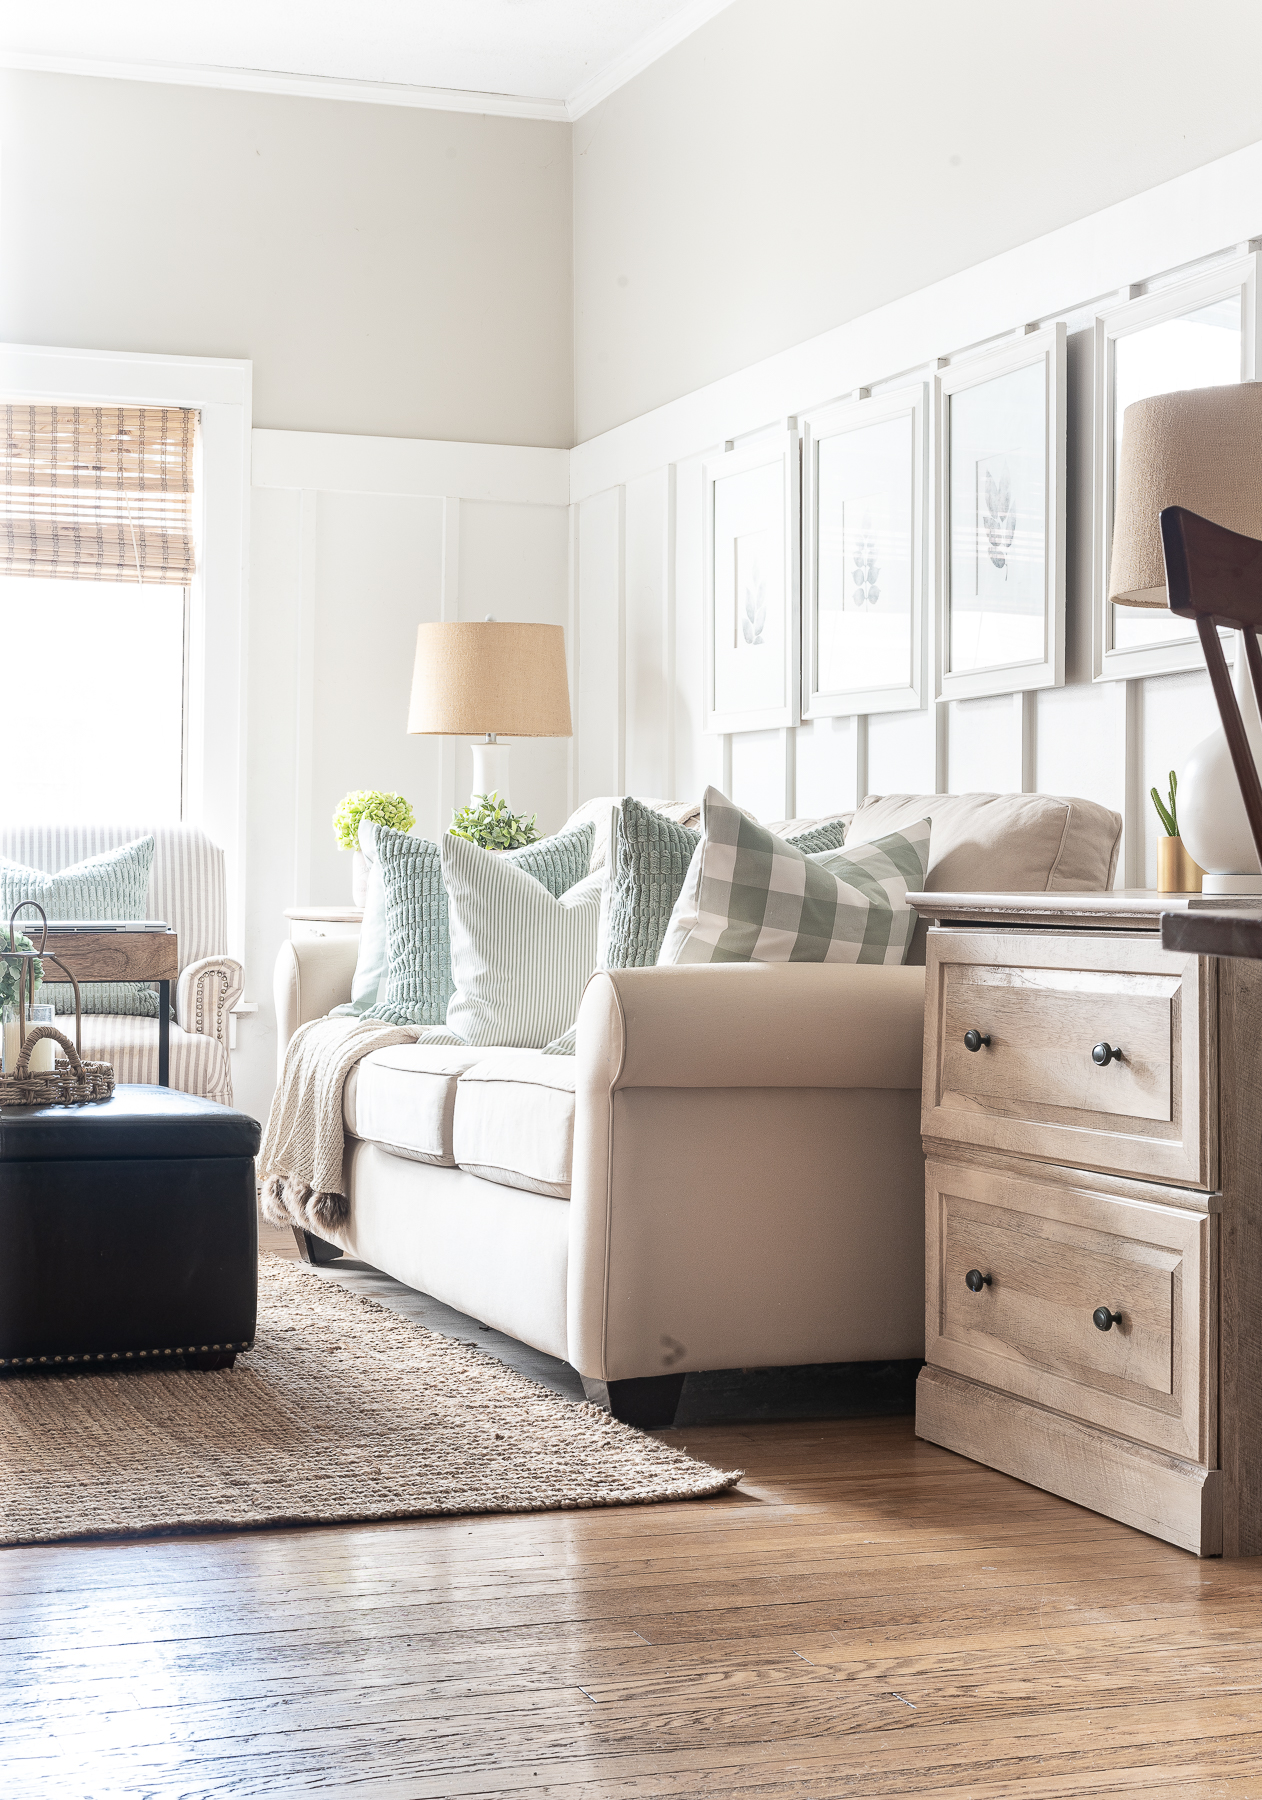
[448,792,541,851]
[333,790,416,851]
[1150,769,1179,839]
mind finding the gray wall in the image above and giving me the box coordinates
[572,0,1262,441]
[0,71,574,446]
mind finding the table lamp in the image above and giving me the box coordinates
[1109,381,1262,892]
[406,619,573,808]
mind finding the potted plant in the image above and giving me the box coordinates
[1151,771,1202,894]
[333,791,415,904]
[448,792,541,851]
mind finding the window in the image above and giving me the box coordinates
[0,404,197,821]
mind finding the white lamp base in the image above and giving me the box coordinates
[470,739,511,807]
[1202,873,1262,895]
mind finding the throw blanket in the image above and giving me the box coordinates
[259,1015,423,1236]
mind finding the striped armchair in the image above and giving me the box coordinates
[0,824,243,1105]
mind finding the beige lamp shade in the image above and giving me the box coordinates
[407,621,572,737]
[1109,381,1262,606]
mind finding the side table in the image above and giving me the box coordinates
[35,925,179,1087]
[909,886,1262,1558]
[283,906,363,943]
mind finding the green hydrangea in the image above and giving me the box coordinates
[0,926,42,1013]
[333,790,416,852]
[449,792,541,851]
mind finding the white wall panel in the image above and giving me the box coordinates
[457,500,571,833]
[868,707,937,800]
[575,486,625,802]
[796,717,854,818]
[730,730,791,824]
[624,469,670,798]
[1141,669,1220,888]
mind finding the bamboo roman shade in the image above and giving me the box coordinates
[1,405,197,585]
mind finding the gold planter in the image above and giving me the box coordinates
[1157,835,1203,894]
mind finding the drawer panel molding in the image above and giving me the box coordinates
[927,1158,1216,1464]
[923,928,1216,1188]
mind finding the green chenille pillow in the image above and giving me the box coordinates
[0,837,160,1016]
[366,822,595,1028]
[603,797,700,970]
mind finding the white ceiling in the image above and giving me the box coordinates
[0,0,734,119]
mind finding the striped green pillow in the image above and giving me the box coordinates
[442,833,603,1048]
[658,787,929,967]
[0,837,160,1016]
[367,823,594,1028]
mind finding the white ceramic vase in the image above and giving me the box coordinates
[1178,635,1262,894]
[351,849,368,908]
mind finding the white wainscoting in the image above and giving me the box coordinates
[238,429,570,1123]
[568,138,1262,887]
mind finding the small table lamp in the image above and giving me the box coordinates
[1110,381,1262,890]
[407,619,573,808]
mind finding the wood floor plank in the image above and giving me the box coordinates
[5,1411,1262,1796]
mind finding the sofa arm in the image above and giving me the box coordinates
[175,957,244,1051]
[568,962,929,1386]
[577,961,926,1091]
[273,936,360,1080]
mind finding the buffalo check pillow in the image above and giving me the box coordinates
[658,786,930,967]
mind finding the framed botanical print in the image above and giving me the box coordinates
[702,427,800,734]
[935,324,1066,701]
[801,384,927,717]
[1092,253,1259,681]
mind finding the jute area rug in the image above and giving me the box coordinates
[0,1255,740,1548]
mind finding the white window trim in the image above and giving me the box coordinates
[0,342,252,960]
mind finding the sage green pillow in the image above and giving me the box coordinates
[602,799,849,970]
[366,822,594,1028]
[0,837,159,1017]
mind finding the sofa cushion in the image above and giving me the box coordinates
[364,821,594,1029]
[659,787,930,968]
[453,1054,577,1199]
[344,1041,507,1166]
[443,834,603,1048]
[843,792,1123,964]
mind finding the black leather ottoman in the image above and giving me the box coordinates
[0,1085,261,1372]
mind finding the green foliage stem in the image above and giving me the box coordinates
[449,792,541,851]
[333,790,415,852]
[1150,769,1179,839]
[0,927,42,1013]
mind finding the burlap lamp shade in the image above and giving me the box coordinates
[407,620,572,809]
[407,622,572,738]
[1109,381,1262,606]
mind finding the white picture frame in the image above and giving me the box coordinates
[702,427,800,734]
[801,384,928,718]
[1092,253,1259,682]
[934,323,1066,702]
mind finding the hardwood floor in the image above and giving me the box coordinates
[4,1235,1262,1796]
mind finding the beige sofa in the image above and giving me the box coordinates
[273,791,1121,1422]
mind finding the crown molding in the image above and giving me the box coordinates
[566,0,735,118]
[0,1,737,122]
[0,51,569,121]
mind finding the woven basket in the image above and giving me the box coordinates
[0,1025,115,1107]
[0,901,116,1107]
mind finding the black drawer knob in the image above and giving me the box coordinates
[1092,1042,1124,1066]
[963,1029,991,1052]
[965,1269,992,1293]
[1093,1306,1123,1332]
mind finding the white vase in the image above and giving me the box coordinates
[1178,635,1262,894]
[351,849,368,908]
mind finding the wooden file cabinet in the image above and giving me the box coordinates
[909,890,1262,1558]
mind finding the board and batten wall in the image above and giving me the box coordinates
[236,433,571,1123]
[569,138,1262,890]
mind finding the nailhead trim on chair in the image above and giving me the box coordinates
[0,1341,254,1368]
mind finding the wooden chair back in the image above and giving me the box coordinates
[1160,505,1262,869]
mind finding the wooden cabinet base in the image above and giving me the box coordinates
[916,1364,1222,1557]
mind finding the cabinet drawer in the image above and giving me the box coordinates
[926,1158,1215,1463]
[922,929,1215,1187]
